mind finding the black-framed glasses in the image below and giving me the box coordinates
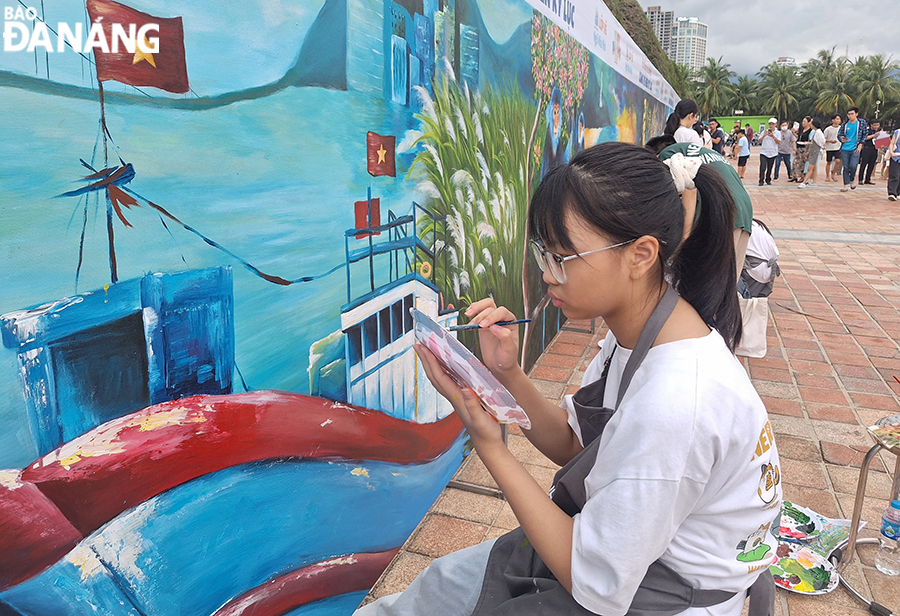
[530,238,636,284]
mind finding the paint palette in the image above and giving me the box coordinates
[778,501,824,543]
[411,309,531,429]
[770,542,839,595]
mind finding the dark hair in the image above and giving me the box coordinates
[736,129,745,135]
[664,99,700,136]
[812,117,823,129]
[645,135,677,155]
[870,118,881,124]
[709,118,718,125]
[692,121,705,138]
[831,113,841,121]
[848,106,859,114]
[745,123,751,127]
[527,142,741,350]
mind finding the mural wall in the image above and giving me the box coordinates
[0,0,673,613]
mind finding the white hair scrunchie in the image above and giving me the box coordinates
[663,153,702,194]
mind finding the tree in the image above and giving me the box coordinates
[731,76,759,115]
[695,57,735,116]
[757,63,801,120]
[851,54,900,119]
[814,61,855,116]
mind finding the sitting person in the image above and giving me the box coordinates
[357,142,780,616]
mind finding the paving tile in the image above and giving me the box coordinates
[536,352,580,370]
[795,373,838,389]
[775,435,820,462]
[432,488,505,526]
[781,484,841,519]
[849,392,900,412]
[839,376,894,395]
[827,464,893,497]
[530,365,573,383]
[506,434,536,465]
[408,515,487,558]
[788,360,834,375]
[780,458,828,490]
[770,415,817,440]
[811,420,873,449]
[755,381,800,400]
[750,367,794,383]
[761,397,803,417]
[530,378,566,403]
[798,386,848,406]
[820,441,887,472]
[455,454,499,489]
[865,563,900,607]
[805,403,857,424]
[369,551,433,599]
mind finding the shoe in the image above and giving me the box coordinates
[865,181,876,185]
[766,182,772,186]
[851,184,857,190]
[889,195,897,201]
[797,183,806,188]
[841,187,849,192]
[759,182,764,186]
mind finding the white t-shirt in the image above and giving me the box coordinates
[675,126,703,146]
[758,131,778,157]
[823,125,841,151]
[562,330,781,616]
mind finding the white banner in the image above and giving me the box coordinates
[525,0,678,109]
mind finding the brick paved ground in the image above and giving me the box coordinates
[362,155,900,615]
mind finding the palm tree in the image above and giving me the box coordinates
[731,76,759,115]
[672,63,697,100]
[815,61,855,115]
[695,57,736,116]
[851,54,900,119]
[757,63,801,121]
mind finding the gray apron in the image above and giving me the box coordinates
[472,286,774,616]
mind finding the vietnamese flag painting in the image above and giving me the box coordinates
[86,0,189,94]
[366,132,396,177]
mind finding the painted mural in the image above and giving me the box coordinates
[0,0,672,613]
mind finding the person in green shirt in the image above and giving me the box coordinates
[646,136,753,282]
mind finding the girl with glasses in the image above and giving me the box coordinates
[359,142,779,616]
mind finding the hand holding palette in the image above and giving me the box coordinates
[411,308,531,429]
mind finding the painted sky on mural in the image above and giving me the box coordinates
[474,0,531,44]
[645,0,897,76]
[0,0,326,93]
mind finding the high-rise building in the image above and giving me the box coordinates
[645,7,674,58]
[644,7,708,75]
[671,17,707,75]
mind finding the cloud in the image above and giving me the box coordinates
[653,0,895,76]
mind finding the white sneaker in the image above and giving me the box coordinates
[797,183,807,188]
[890,195,898,201]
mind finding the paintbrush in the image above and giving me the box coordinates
[448,319,532,331]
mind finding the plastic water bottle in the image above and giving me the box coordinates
[875,499,900,576]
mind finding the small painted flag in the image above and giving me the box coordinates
[366,132,396,177]
[86,0,189,94]
[354,198,381,239]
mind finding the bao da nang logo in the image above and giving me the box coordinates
[3,5,159,54]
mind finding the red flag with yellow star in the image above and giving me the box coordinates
[86,0,189,94]
[366,132,396,177]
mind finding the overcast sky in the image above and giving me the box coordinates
[641,0,897,77]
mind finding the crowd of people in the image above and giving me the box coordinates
[662,100,897,200]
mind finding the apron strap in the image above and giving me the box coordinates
[614,284,679,409]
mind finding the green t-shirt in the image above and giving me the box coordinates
[659,142,753,234]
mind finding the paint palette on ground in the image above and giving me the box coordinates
[411,309,530,429]
[770,542,839,595]
[778,501,824,543]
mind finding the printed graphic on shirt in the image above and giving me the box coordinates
[735,522,772,563]
[757,462,780,506]
[752,421,774,461]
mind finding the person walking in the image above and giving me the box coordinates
[774,121,794,181]
[888,126,900,201]
[758,119,779,186]
[792,117,812,182]
[664,99,703,146]
[709,119,726,155]
[823,113,842,181]
[858,118,881,185]
[733,129,750,179]
[838,107,869,192]
[745,123,755,146]
[799,118,826,187]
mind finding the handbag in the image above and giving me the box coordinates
[735,296,769,358]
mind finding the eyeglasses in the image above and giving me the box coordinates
[530,238,636,284]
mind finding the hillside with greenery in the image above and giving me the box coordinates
[602,0,689,96]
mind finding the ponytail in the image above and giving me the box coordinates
[671,165,742,350]
[663,99,700,137]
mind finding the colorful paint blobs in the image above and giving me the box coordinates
[778,501,822,543]
[769,543,838,595]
